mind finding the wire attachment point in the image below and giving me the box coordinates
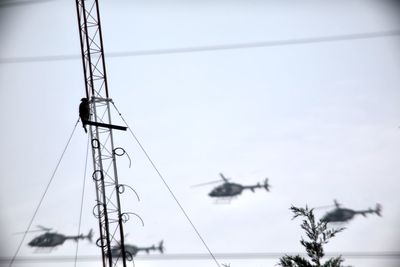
[113,147,132,168]
[118,184,140,202]
[121,212,144,226]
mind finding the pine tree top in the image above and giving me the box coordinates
[278,206,349,267]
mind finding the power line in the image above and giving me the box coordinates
[8,119,80,267]
[2,251,400,263]
[1,30,399,64]
[0,0,53,8]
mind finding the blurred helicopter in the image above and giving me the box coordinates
[110,240,164,260]
[26,226,93,249]
[321,200,382,223]
[193,173,270,198]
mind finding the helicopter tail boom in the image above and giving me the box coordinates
[70,229,93,242]
[243,178,270,192]
[140,240,164,254]
[358,204,382,217]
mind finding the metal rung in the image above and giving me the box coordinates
[91,97,112,102]
[86,121,127,131]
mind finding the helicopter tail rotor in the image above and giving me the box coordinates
[362,204,382,217]
[375,204,382,217]
[263,178,270,192]
[158,240,165,253]
[87,229,93,242]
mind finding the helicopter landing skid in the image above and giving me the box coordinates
[325,221,348,226]
[33,247,57,253]
[213,197,236,204]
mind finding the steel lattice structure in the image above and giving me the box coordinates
[75,0,127,266]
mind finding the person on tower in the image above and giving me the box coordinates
[79,98,90,133]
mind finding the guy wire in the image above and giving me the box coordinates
[74,133,90,267]
[111,101,221,267]
[9,119,80,267]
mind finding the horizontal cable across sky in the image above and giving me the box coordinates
[0,0,52,8]
[1,30,399,64]
[1,251,400,263]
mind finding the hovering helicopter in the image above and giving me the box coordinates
[321,200,382,223]
[194,173,270,198]
[110,240,164,260]
[27,226,93,249]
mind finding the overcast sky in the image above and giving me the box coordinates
[1,0,400,267]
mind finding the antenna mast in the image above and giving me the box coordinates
[75,1,127,266]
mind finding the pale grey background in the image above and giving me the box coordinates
[1,0,399,266]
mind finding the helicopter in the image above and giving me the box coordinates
[194,173,270,198]
[110,240,164,260]
[321,200,382,223]
[27,226,93,249]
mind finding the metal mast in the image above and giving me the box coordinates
[75,0,127,266]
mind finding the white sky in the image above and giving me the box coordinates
[1,0,400,267]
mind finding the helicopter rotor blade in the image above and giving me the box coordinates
[333,199,343,208]
[313,204,336,210]
[14,225,53,235]
[36,225,53,232]
[219,173,230,182]
[191,180,226,188]
[314,199,342,210]
[13,229,47,235]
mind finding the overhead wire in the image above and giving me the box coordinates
[8,119,80,267]
[1,30,400,64]
[0,0,53,8]
[74,133,90,267]
[2,251,400,263]
[111,101,221,267]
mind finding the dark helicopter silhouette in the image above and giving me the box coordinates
[110,240,164,260]
[194,173,270,198]
[321,200,382,223]
[27,226,93,249]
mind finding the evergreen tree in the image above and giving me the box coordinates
[278,206,349,267]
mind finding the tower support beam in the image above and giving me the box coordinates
[75,1,127,266]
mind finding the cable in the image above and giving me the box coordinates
[1,30,399,64]
[2,251,400,263]
[111,101,221,267]
[74,133,90,267]
[0,0,53,8]
[8,119,80,267]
